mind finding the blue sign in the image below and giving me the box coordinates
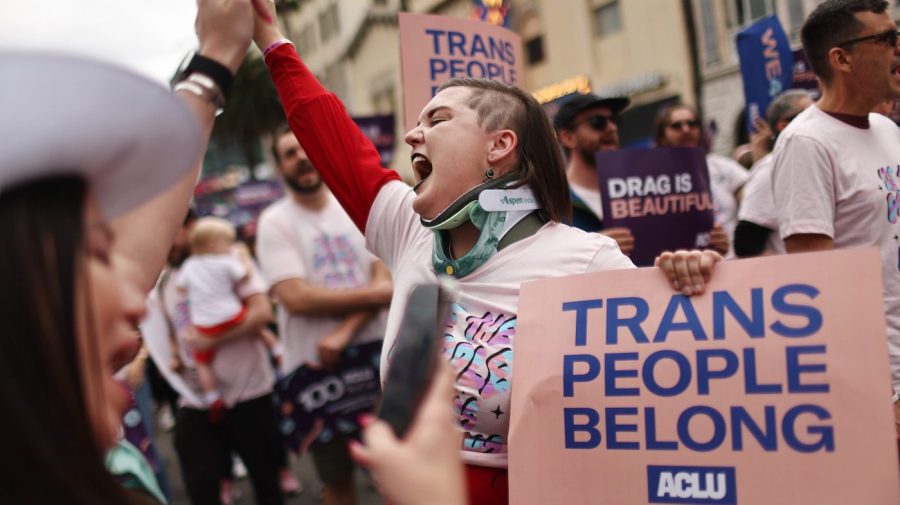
[736,16,793,132]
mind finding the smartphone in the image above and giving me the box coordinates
[376,282,452,437]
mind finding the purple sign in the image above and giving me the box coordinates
[791,49,820,99]
[352,115,395,166]
[274,341,382,454]
[597,147,715,266]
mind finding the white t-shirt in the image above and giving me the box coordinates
[366,180,635,468]
[142,262,274,408]
[737,154,786,255]
[707,153,750,258]
[176,254,246,327]
[256,194,387,374]
[569,181,603,220]
[772,105,900,388]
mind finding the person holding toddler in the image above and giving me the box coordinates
[176,217,279,421]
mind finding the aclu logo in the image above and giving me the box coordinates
[647,466,736,504]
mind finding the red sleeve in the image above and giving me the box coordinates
[264,44,401,232]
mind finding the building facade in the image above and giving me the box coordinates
[692,0,900,155]
[279,0,709,177]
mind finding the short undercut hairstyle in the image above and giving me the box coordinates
[436,78,571,223]
[801,0,889,83]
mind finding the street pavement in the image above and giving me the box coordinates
[153,415,386,505]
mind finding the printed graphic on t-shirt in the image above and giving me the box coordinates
[877,164,900,270]
[444,302,514,454]
[313,234,362,287]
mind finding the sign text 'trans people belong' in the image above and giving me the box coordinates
[399,12,525,132]
[509,249,900,505]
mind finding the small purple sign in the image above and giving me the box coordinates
[274,341,382,454]
[597,147,715,266]
[352,115,396,166]
[791,49,820,99]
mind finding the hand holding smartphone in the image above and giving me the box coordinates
[376,282,452,437]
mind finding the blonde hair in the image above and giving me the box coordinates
[189,216,236,253]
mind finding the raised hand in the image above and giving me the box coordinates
[195,0,257,73]
[251,0,285,50]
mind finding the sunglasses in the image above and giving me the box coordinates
[837,29,899,49]
[667,119,700,131]
[579,114,618,131]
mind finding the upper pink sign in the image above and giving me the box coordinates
[398,12,525,132]
[510,248,900,504]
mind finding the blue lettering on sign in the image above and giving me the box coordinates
[647,465,736,504]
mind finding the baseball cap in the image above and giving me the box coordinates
[553,93,630,131]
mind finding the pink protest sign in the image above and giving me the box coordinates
[398,12,525,131]
[509,249,900,504]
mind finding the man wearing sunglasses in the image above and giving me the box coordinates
[770,0,900,439]
[553,93,635,255]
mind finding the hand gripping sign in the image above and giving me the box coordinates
[509,249,900,505]
[398,12,525,132]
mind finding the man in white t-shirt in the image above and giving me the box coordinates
[771,0,900,436]
[256,127,392,505]
[735,89,814,257]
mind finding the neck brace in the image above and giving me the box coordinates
[420,172,521,230]
[428,178,542,278]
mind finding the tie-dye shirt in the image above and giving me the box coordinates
[256,194,387,374]
[367,181,635,468]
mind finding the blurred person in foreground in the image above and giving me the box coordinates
[0,0,265,501]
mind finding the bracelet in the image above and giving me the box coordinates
[174,73,226,115]
[263,38,293,59]
[179,53,233,100]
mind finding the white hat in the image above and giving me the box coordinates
[0,51,203,219]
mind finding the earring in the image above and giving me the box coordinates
[483,166,495,182]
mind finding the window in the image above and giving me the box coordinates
[325,63,346,98]
[319,3,340,43]
[700,0,720,68]
[727,0,774,27]
[525,36,545,65]
[593,1,622,37]
[787,0,805,33]
[296,24,317,55]
[371,84,396,116]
